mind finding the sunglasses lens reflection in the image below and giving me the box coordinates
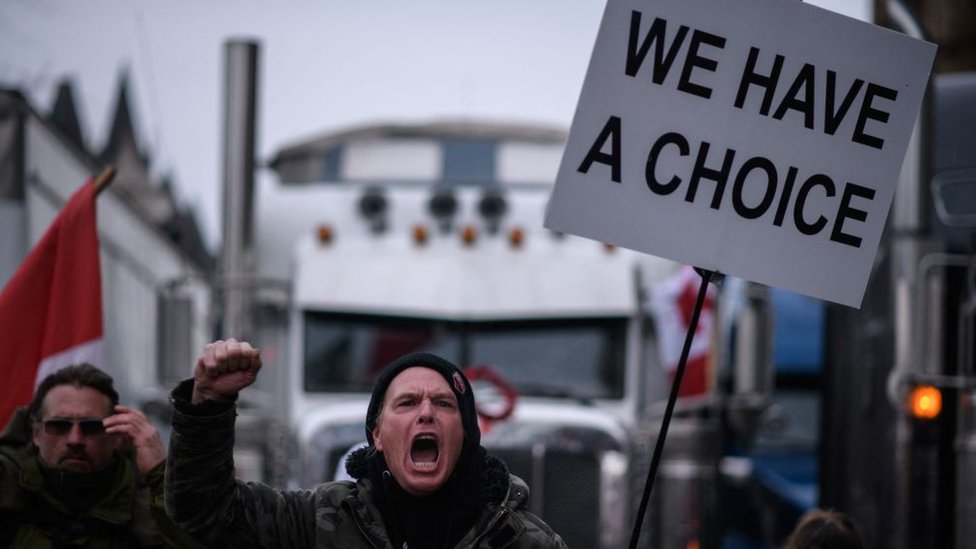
[79,420,106,435]
[42,420,72,435]
[42,419,105,436]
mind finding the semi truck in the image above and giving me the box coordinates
[725,13,976,549]
[217,108,776,548]
[711,74,976,549]
[818,68,976,549]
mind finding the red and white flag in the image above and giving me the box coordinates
[650,265,716,397]
[0,178,103,427]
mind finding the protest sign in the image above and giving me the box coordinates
[544,0,937,307]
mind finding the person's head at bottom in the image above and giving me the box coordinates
[784,508,865,549]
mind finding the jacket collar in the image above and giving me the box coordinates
[343,459,530,549]
[20,453,139,524]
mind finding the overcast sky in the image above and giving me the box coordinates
[0,0,870,250]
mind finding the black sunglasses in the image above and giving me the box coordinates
[38,418,107,436]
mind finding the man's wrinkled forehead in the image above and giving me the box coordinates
[41,384,113,418]
[385,366,457,400]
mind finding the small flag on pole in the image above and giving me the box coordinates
[0,177,104,427]
[650,265,716,397]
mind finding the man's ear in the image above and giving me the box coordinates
[30,422,42,449]
[372,425,384,452]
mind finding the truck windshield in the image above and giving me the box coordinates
[303,311,627,400]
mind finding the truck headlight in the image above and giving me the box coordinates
[600,450,629,548]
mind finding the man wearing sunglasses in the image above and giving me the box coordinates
[0,363,204,548]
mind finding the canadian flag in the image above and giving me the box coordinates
[0,178,103,427]
[650,265,715,397]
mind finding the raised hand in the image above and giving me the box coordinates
[192,339,262,404]
[102,405,166,474]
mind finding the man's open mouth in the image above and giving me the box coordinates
[411,434,440,470]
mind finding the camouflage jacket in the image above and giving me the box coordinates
[165,380,567,549]
[0,407,205,549]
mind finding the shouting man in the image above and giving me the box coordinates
[165,339,566,548]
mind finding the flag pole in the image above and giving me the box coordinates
[93,166,116,196]
[628,267,715,549]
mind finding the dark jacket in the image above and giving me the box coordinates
[0,407,204,548]
[165,380,567,549]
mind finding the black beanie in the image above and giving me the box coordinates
[365,352,480,450]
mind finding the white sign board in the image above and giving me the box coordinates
[544,0,936,308]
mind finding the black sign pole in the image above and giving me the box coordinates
[628,267,716,549]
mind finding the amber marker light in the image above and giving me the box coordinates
[508,226,524,248]
[317,224,334,244]
[412,224,429,246]
[908,385,942,420]
[461,225,477,246]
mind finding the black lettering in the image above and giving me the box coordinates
[677,29,726,99]
[734,47,784,116]
[625,12,689,83]
[687,141,735,209]
[732,157,777,219]
[852,82,897,150]
[772,63,815,129]
[578,116,623,183]
[773,166,799,226]
[793,174,835,235]
[830,182,875,247]
[645,132,690,195]
[824,71,864,136]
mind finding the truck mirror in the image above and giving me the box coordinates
[932,168,976,228]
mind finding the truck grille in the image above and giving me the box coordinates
[490,446,601,548]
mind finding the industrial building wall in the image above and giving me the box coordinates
[12,110,211,407]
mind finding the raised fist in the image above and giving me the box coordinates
[192,339,262,404]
